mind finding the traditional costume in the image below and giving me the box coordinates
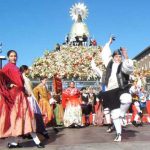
[53,75,63,94]
[62,87,82,127]
[22,73,48,135]
[95,90,104,126]
[87,92,97,125]
[81,88,91,126]
[0,71,16,138]
[50,94,64,126]
[91,58,111,127]
[130,84,141,123]
[130,84,147,126]
[102,39,134,141]
[91,38,133,142]
[52,75,64,126]
[33,83,53,126]
[0,63,36,138]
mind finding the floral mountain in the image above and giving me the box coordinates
[31,45,104,80]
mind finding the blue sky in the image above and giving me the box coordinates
[0,0,150,66]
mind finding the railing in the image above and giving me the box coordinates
[31,79,150,94]
[31,79,101,91]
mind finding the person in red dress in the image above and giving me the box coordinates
[62,81,82,127]
[0,50,44,148]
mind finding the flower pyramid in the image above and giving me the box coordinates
[31,45,104,80]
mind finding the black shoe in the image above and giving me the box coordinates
[42,133,49,139]
[75,124,82,128]
[106,124,114,133]
[106,127,113,133]
[114,133,121,142]
[69,123,75,128]
[132,121,139,127]
[53,128,59,133]
[22,134,32,139]
[139,112,143,118]
[7,143,23,148]
[36,143,45,148]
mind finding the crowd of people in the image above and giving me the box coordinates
[64,34,97,47]
[0,37,150,148]
[129,76,150,126]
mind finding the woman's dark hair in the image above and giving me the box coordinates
[80,87,86,91]
[20,65,28,73]
[40,76,48,81]
[7,50,18,57]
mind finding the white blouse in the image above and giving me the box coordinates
[22,73,33,96]
[91,39,134,91]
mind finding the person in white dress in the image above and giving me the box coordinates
[20,65,49,139]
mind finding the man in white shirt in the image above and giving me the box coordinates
[91,37,133,142]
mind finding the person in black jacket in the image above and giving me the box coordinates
[81,87,89,126]
[87,86,97,125]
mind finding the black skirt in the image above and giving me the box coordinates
[101,87,129,110]
[81,104,94,115]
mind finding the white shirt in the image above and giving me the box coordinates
[22,73,33,95]
[101,40,133,91]
[91,39,134,91]
[129,85,140,94]
[106,62,119,91]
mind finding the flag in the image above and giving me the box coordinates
[53,75,62,94]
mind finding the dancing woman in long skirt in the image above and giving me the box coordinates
[0,50,44,148]
[20,65,49,139]
[33,76,53,126]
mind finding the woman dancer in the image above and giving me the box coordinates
[20,65,49,138]
[33,76,53,126]
[1,50,44,148]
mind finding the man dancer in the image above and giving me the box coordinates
[91,37,133,142]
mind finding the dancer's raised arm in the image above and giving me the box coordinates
[101,37,114,67]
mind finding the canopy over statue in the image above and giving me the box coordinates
[69,3,90,39]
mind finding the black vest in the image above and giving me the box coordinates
[105,60,129,89]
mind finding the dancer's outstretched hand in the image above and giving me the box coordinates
[109,36,115,45]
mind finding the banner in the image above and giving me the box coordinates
[53,75,62,94]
